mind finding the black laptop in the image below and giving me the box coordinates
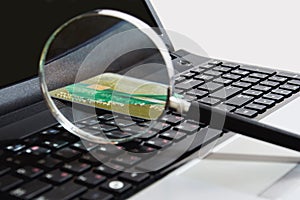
[1,0,300,199]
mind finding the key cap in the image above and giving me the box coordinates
[80,189,113,200]
[231,69,250,76]
[263,93,284,102]
[113,154,142,166]
[225,95,254,107]
[180,71,196,79]
[245,103,267,113]
[235,108,258,118]
[71,141,98,152]
[62,161,91,175]
[186,89,208,98]
[249,73,269,79]
[204,70,223,77]
[208,60,223,65]
[80,119,99,126]
[277,72,300,80]
[240,65,276,75]
[95,144,123,156]
[272,88,292,97]
[268,76,288,83]
[37,182,87,200]
[9,180,52,200]
[42,139,69,150]
[242,89,263,97]
[41,129,60,136]
[90,124,117,132]
[106,119,136,127]
[198,64,215,69]
[222,73,241,81]
[213,77,233,86]
[43,169,73,185]
[183,94,197,102]
[194,74,214,82]
[199,97,221,106]
[37,157,62,170]
[176,79,203,90]
[198,82,223,92]
[160,130,187,142]
[161,115,184,125]
[76,172,106,187]
[119,172,150,184]
[175,122,201,134]
[0,175,23,192]
[152,122,171,132]
[232,81,252,89]
[101,180,132,194]
[16,166,44,179]
[105,131,132,139]
[221,63,239,69]
[145,138,172,149]
[260,80,280,88]
[241,77,261,84]
[254,98,276,107]
[80,152,107,166]
[213,66,232,73]
[175,76,186,84]
[0,165,10,176]
[24,146,51,157]
[54,147,81,161]
[5,144,26,153]
[280,84,300,92]
[94,164,124,177]
[98,114,116,121]
[210,86,242,100]
[252,85,272,92]
[190,67,206,74]
[288,80,300,86]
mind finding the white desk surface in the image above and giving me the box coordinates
[135,1,300,199]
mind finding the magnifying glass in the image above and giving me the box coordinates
[40,9,300,152]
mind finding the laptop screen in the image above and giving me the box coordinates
[1,0,159,89]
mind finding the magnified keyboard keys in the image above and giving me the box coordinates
[271,88,292,97]
[80,189,113,200]
[252,85,272,93]
[210,86,242,100]
[225,95,254,107]
[288,80,300,86]
[280,84,300,92]
[9,180,52,199]
[260,80,280,88]
[263,93,284,102]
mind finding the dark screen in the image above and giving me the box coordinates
[0,0,158,88]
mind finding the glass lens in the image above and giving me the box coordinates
[39,10,173,144]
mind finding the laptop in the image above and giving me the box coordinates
[0,0,299,199]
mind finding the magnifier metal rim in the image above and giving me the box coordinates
[39,9,174,144]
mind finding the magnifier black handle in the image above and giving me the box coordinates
[186,101,300,152]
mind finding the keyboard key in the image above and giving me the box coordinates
[254,98,276,107]
[80,119,99,126]
[98,114,117,121]
[204,70,223,77]
[37,157,62,170]
[176,79,204,90]
[94,144,123,156]
[0,175,23,192]
[241,77,261,84]
[175,76,186,84]
[222,73,241,81]
[263,93,284,102]
[234,108,258,118]
[41,129,60,136]
[71,141,98,152]
[277,72,300,80]
[199,97,221,106]
[214,104,236,112]
[113,154,142,166]
[16,166,44,179]
[213,66,232,73]
[208,60,222,65]
[181,71,196,79]
[212,77,233,86]
[24,146,51,157]
[245,103,267,113]
[161,115,184,125]
[249,73,269,79]
[152,122,171,132]
[210,86,242,100]
[198,64,215,69]
[54,147,81,161]
[105,131,133,139]
[80,189,113,200]
[186,89,208,98]
[280,84,300,92]
[94,164,124,177]
[101,180,132,195]
[119,172,150,184]
[90,124,118,132]
[240,65,276,75]
[37,182,87,200]
[145,138,172,149]
[190,67,206,74]
[62,161,91,175]
[225,95,254,107]
[260,80,280,88]
[175,122,201,134]
[42,139,69,150]
[160,130,187,142]
[232,81,252,89]
[252,85,272,92]
[268,76,288,83]
[198,82,223,92]
[44,169,73,185]
[80,153,107,166]
[106,119,136,127]
[242,89,263,97]
[183,94,197,102]
[272,88,292,97]
[76,172,106,187]
[5,144,26,153]
[231,69,250,76]
[194,74,214,82]
[9,180,52,200]
[221,63,239,69]
[288,80,300,86]
[0,165,10,176]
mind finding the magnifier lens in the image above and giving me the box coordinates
[40,10,173,144]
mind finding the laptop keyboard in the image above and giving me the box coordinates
[0,58,299,200]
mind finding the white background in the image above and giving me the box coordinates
[150,0,300,73]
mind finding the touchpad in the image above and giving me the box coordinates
[259,96,300,135]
